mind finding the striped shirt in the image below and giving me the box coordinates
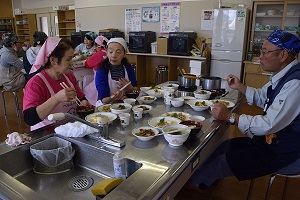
[110,65,124,81]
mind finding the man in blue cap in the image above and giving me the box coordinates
[186,30,300,192]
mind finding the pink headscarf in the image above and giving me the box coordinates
[95,36,108,48]
[30,37,61,74]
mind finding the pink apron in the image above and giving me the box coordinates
[108,66,129,96]
[31,73,77,131]
[83,69,97,105]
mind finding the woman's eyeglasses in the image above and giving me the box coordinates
[260,48,283,55]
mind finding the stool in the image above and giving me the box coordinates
[2,89,21,117]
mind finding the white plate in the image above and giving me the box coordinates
[85,112,117,124]
[132,105,153,114]
[161,112,191,121]
[95,104,112,112]
[210,99,235,108]
[148,117,181,131]
[132,126,159,141]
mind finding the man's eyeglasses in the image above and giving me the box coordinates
[259,48,283,55]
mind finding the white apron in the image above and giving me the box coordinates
[30,73,77,131]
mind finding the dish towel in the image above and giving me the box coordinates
[5,132,31,147]
[55,122,98,137]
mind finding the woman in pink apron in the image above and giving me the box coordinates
[83,36,108,105]
[23,37,91,131]
[95,38,138,104]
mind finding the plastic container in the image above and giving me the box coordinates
[113,151,126,180]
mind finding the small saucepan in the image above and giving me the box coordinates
[177,74,222,90]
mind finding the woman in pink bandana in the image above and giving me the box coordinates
[83,36,108,105]
[23,37,91,131]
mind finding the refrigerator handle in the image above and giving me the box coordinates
[214,43,223,47]
[219,59,232,63]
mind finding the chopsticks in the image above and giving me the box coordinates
[60,82,83,106]
[110,81,131,99]
[163,126,196,135]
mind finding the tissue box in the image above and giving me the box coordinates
[14,8,27,15]
[157,37,168,55]
[151,42,157,54]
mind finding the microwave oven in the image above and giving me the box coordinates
[129,31,156,53]
[98,31,124,40]
[168,32,197,56]
[71,31,90,47]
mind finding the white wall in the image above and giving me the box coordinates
[12,0,253,40]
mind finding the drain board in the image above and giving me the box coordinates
[68,175,94,191]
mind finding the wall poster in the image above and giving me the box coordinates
[201,10,214,30]
[160,2,180,34]
[125,8,142,34]
[142,6,160,22]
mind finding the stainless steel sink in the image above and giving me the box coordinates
[0,135,142,200]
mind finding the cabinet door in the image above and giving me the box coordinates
[283,1,300,38]
[36,13,58,37]
[251,2,284,57]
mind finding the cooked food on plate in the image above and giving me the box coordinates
[194,101,208,107]
[165,112,187,121]
[135,129,156,137]
[138,105,150,111]
[144,96,155,100]
[90,114,109,123]
[156,118,176,128]
[102,105,111,112]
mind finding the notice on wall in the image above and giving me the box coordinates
[160,2,180,34]
[201,10,214,30]
[125,8,142,34]
[142,6,160,23]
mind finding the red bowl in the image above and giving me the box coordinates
[125,90,140,99]
[179,120,202,134]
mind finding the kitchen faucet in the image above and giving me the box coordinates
[48,113,125,148]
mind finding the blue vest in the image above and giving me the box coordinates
[253,62,300,159]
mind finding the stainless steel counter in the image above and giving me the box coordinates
[0,89,242,200]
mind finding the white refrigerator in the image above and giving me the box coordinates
[210,8,249,80]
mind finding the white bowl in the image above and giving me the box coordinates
[146,89,164,98]
[132,126,159,141]
[180,96,196,104]
[132,104,153,114]
[267,9,276,15]
[123,98,136,106]
[190,115,205,122]
[163,83,179,91]
[148,116,181,132]
[139,96,157,104]
[194,90,211,100]
[140,86,151,93]
[85,112,117,124]
[188,100,212,111]
[162,124,191,147]
[110,103,132,114]
[170,98,184,108]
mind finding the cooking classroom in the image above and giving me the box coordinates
[0,0,300,199]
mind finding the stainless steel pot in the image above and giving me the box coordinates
[177,74,196,87]
[201,76,221,90]
[178,74,222,90]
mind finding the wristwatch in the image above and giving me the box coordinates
[229,113,236,125]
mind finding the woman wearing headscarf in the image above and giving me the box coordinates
[83,35,108,105]
[23,37,91,131]
[95,37,137,104]
[23,31,48,82]
[74,31,97,59]
[0,32,25,91]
